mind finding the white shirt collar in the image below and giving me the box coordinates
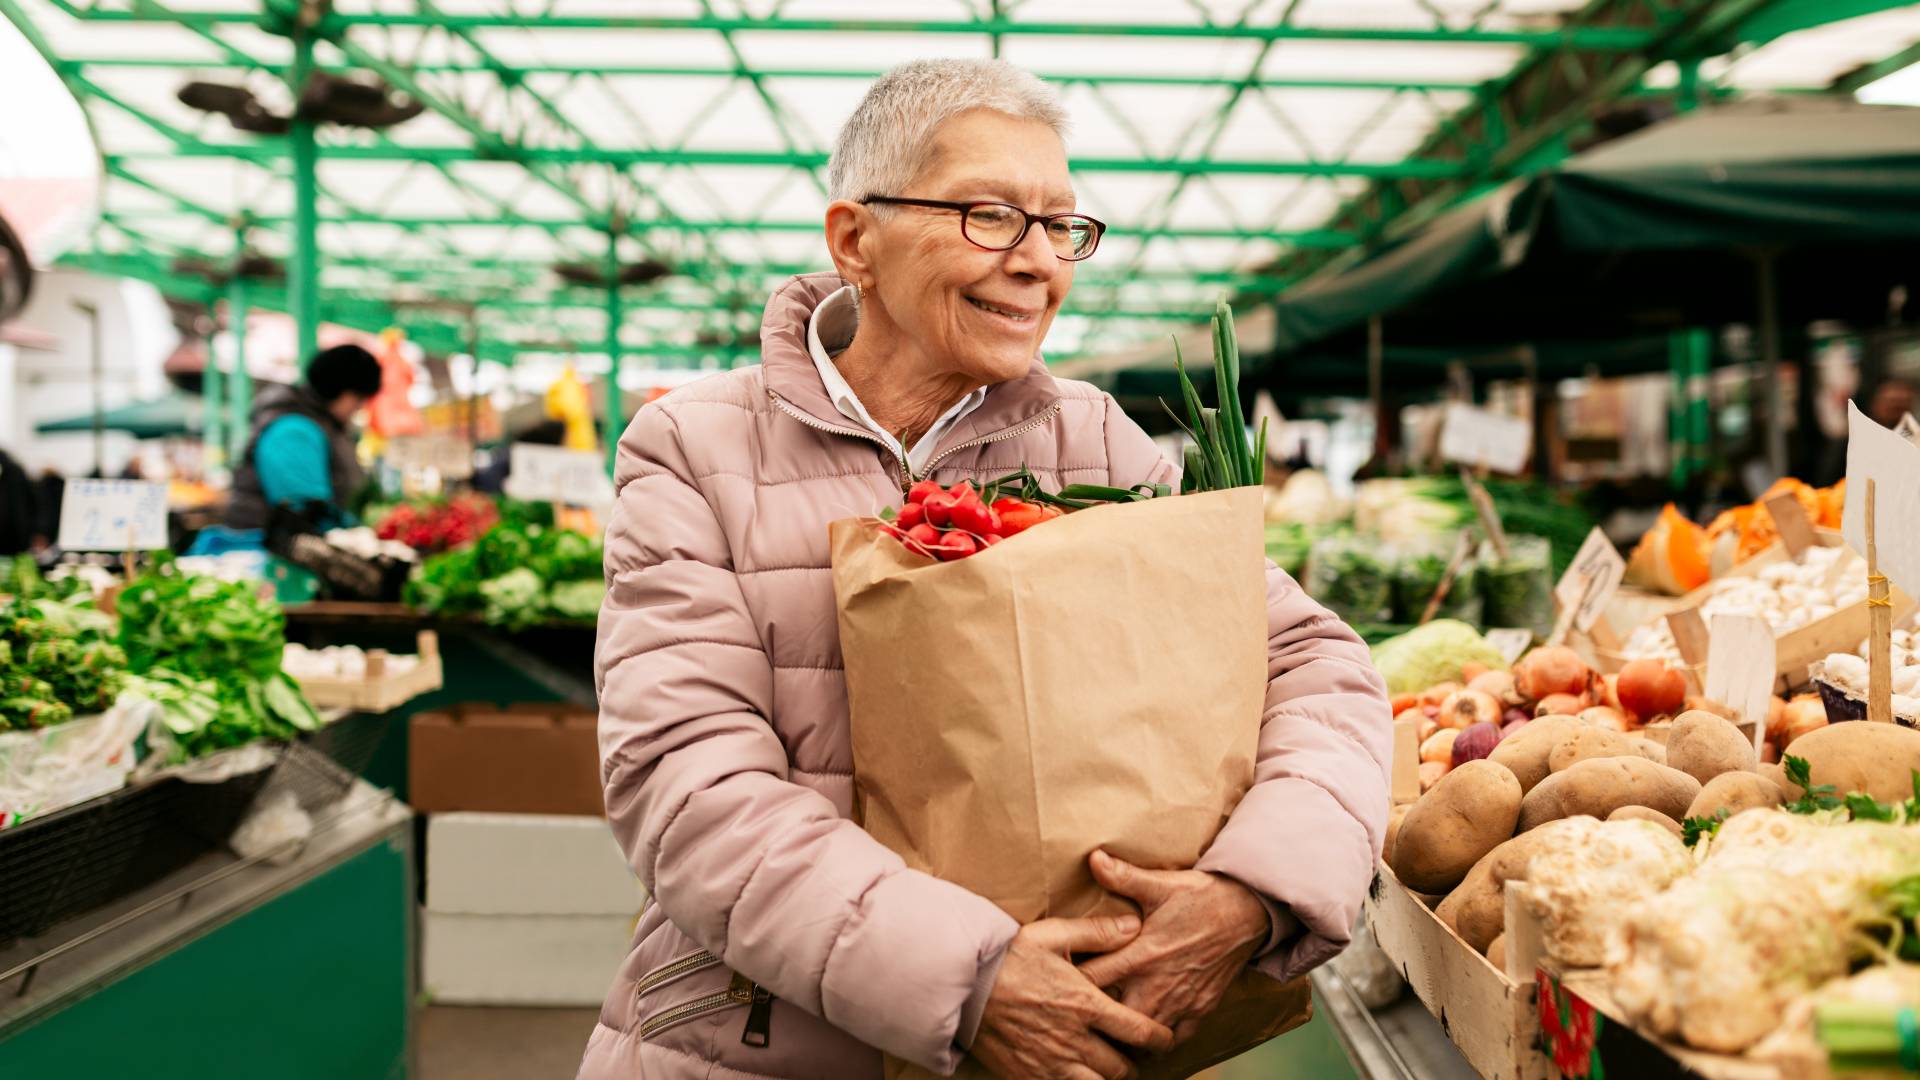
[805,285,988,479]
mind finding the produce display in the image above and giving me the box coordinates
[406,520,604,629]
[117,567,320,759]
[1619,544,1867,663]
[373,494,499,553]
[0,593,124,730]
[1626,477,1847,595]
[282,642,421,679]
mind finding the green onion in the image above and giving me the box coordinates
[1165,300,1262,492]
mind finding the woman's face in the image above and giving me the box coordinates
[865,109,1076,383]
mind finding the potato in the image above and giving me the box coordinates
[1666,710,1755,784]
[1383,803,1414,866]
[1436,816,1598,953]
[1487,716,1586,794]
[1485,934,1507,971]
[1628,736,1669,765]
[1684,771,1783,822]
[1784,722,1920,803]
[1389,760,1523,894]
[1549,728,1666,774]
[1608,804,1682,839]
[1516,756,1701,832]
[1759,760,1803,801]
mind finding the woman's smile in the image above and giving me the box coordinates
[963,293,1041,329]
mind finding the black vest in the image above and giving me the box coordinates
[224,384,366,530]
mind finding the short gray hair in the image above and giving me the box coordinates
[827,59,1070,204]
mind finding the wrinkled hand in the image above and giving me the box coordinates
[973,915,1175,1080]
[1076,851,1271,1045]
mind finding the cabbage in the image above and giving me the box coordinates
[1369,619,1507,695]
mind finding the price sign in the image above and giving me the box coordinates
[504,443,614,507]
[385,435,475,480]
[1552,527,1626,634]
[58,480,168,552]
[1844,401,1920,597]
[1484,628,1533,666]
[1704,614,1777,752]
[1438,403,1532,475]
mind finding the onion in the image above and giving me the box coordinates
[1420,728,1458,766]
[1502,706,1531,728]
[1451,721,1501,768]
[1776,694,1827,747]
[1460,661,1491,684]
[1394,706,1428,726]
[1534,692,1591,718]
[1419,716,1439,744]
[1616,660,1687,722]
[1598,673,1624,713]
[1579,706,1628,732]
[1437,689,1502,730]
[1501,717,1530,740]
[1514,646,1593,703]
[1468,670,1525,707]
[1419,681,1461,708]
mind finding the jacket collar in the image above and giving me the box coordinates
[759,272,1062,456]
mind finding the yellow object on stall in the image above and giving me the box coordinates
[544,366,598,452]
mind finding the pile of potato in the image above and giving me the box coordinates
[1384,689,1920,968]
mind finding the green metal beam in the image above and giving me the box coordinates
[58,56,1487,93]
[1834,37,1920,93]
[1739,0,1918,44]
[289,26,320,366]
[44,5,1660,48]
[121,144,1471,179]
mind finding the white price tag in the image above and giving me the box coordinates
[1438,403,1531,475]
[1484,628,1533,666]
[1844,401,1920,597]
[1553,527,1626,634]
[386,435,474,480]
[58,480,168,552]
[504,443,614,507]
[1704,614,1776,751]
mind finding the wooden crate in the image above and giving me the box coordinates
[1365,863,1552,1080]
[293,630,444,713]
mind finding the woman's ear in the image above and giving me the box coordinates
[823,200,876,289]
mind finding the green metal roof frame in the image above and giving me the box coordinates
[3,0,1914,386]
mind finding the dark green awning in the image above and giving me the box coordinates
[37,394,203,439]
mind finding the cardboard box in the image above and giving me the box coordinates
[409,703,602,816]
[422,910,634,1006]
[426,812,645,916]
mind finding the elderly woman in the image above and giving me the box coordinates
[582,59,1389,1080]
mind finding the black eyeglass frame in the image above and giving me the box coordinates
[859,195,1106,261]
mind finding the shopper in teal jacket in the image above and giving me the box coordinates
[215,345,382,543]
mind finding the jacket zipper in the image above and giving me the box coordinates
[632,955,775,1048]
[768,389,1063,491]
[919,401,1062,476]
[768,389,911,489]
[633,950,724,997]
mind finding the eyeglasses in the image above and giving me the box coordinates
[860,196,1106,261]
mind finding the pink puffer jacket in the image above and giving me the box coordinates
[581,272,1391,1080]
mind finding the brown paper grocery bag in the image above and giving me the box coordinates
[832,486,1309,1078]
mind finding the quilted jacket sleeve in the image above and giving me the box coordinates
[595,404,1018,1073]
[1100,392,1392,981]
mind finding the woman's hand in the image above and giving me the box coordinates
[1076,851,1272,1044]
[972,915,1175,1080]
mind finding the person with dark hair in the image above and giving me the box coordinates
[223,343,383,531]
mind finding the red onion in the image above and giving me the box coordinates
[1451,721,1501,768]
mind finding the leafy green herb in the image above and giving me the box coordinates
[1681,808,1730,847]
[1784,754,1846,814]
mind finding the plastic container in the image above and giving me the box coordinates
[1305,534,1393,626]
[1391,540,1482,626]
[1479,534,1554,638]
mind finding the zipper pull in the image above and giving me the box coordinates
[742,986,774,1048]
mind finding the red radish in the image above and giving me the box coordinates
[907,480,943,504]
[1534,692,1590,717]
[936,532,978,561]
[896,502,926,529]
[904,523,942,555]
[923,492,957,526]
[1615,660,1686,722]
[1437,689,1501,730]
[949,497,996,536]
[983,535,1002,547]
[1514,646,1593,703]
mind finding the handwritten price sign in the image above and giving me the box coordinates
[58,480,168,552]
[504,443,614,507]
[1438,403,1532,475]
